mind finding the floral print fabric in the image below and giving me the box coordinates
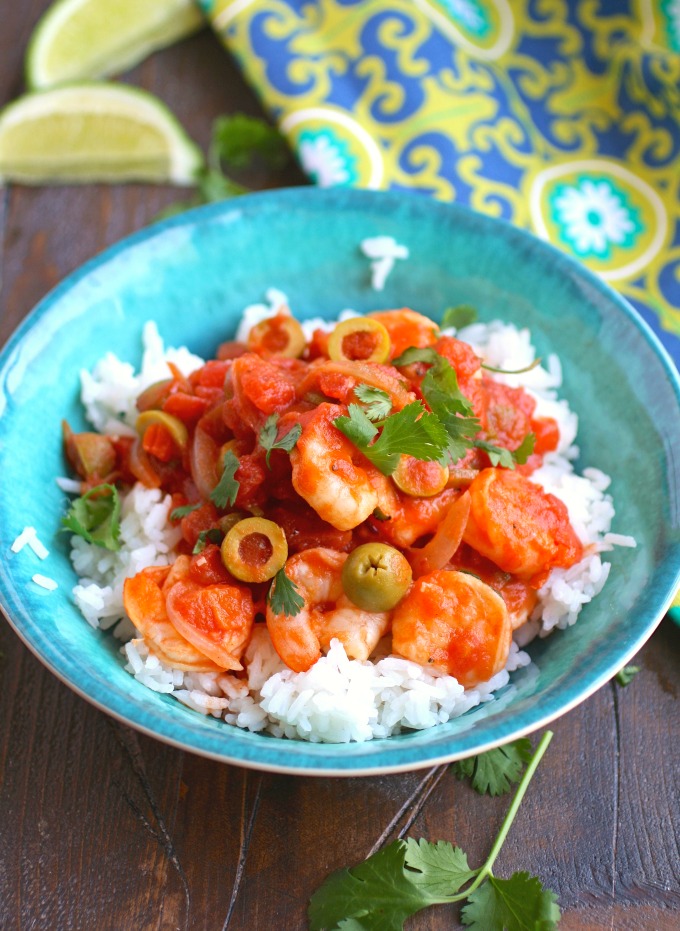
[200,0,680,367]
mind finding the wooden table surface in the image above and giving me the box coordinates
[1,7,679,929]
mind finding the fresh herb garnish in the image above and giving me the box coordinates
[353,383,393,421]
[392,346,481,463]
[156,113,291,219]
[267,567,305,617]
[192,528,224,555]
[481,358,542,375]
[334,401,449,476]
[61,483,121,552]
[392,346,535,469]
[441,305,477,330]
[615,664,640,686]
[258,413,302,467]
[309,732,559,930]
[212,113,290,170]
[452,738,533,796]
[170,502,201,521]
[372,507,392,521]
[210,450,241,509]
[474,433,536,469]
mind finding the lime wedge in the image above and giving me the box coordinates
[26,0,204,89]
[0,84,204,185]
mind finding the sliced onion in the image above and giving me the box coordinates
[129,438,162,488]
[407,491,471,578]
[190,424,220,500]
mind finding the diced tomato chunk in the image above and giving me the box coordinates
[189,544,235,586]
[163,392,210,425]
[190,360,231,389]
[180,501,220,547]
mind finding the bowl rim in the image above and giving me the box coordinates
[1,186,679,776]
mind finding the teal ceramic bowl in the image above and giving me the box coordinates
[1,188,679,775]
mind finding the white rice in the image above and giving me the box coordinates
[360,235,410,291]
[64,314,635,742]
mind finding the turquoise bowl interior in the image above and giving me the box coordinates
[1,188,679,775]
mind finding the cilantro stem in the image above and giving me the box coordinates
[446,730,553,903]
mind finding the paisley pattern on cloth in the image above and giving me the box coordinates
[199,0,680,368]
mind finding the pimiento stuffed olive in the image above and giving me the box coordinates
[392,455,449,497]
[247,312,306,358]
[327,317,391,363]
[220,517,288,583]
[135,410,188,452]
[341,542,412,612]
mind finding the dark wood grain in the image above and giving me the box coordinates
[1,5,679,929]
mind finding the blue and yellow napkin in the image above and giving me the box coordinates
[199,0,680,619]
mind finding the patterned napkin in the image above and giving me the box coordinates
[200,0,680,619]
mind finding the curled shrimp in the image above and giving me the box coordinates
[391,569,511,687]
[266,548,392,672]
[123,564,222,672]
[290,402,383,531]
[463,468,583,582]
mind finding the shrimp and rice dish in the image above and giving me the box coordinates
[59,293,635,743]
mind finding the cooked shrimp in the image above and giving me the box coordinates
[391,569,511,687]
[123,565,222,672]
[290,402,381,531]
[463,468,583,582]
[165,575,255,671]
[266,548,391,672]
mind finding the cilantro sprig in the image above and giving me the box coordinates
[192,528,224,555]
[210,450,240,509]
[452,738,533,796]
[267,567,305,617]
[61,483,121,552]
[334,401,449,476]
[309,732,559,931]
[353,383,393,421]
[258,413,302,467]
[170,502,201,521]
[615,664,640,686]
[392,346,535,469]
[157,113,291,219]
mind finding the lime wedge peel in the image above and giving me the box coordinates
[26,0,204,89]
[0,83,204,186]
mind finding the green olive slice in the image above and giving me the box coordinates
[341,542,412,612]
[220,517,288,583]
[247,313,306,358]
[135,410,188,451]
[327,318,391,364]
[392,455,449,497]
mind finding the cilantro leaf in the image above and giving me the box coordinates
[441,305,478,330]
[461,872,560,930]
[212,113,290,170]
[210,450,240,509]
[403,838,476,897]
[308,840,448,931]
[61,483,121,551]
[267,568,305,617]
[474,433,535,470]
[170,502,201,521]
[615,664,640,686]
[391,346,440,368]
[334,403,378,448]
[453,739,534,797]
[353,383,393,421]
[335,401,449,476]
[192,528,224,555]
[258,413,302,467]
[420,356,481,464]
